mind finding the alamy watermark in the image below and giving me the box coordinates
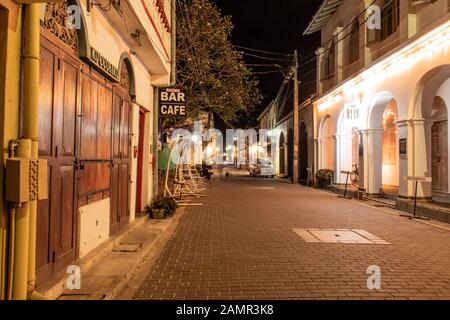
[66,5,82,30]
[66,265,81,290]
[367,5,382,30]
[170,121,281,166]
[367,265,381,290]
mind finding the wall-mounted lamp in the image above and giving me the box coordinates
[131,30,143,46]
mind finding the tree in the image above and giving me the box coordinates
[172,0,262,129]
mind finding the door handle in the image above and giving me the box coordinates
[74,159,85,170]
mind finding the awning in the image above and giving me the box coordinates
[303,0,344,35]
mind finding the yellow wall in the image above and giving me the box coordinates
[0,0,22,300]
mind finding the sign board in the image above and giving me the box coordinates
[89,47,119,81]
[399,138,407,156]
[403,176,432,182]
[159,88,187,118]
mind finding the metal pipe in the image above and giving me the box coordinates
[12,139,31,300]
[6,207,15,300]
[6,140,20,300]
[22,3,40,299]
[10,3,41,300]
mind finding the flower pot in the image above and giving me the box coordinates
[152,209,165,219]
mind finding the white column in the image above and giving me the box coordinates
[410,118,432,198]
[333,135,340,183]
[358,130,368,191]
[396,120,409,198]
[315,138,322,170]
[367,129,384,195]
[334,134,353,184]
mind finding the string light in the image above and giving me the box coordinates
[315,21,450,112]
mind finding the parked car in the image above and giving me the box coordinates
[249,158,275,178]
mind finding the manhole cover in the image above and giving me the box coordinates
[113,243,143,252]
[293,229,390,245]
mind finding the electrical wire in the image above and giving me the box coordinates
[234,45,292,57]
[241,52,291,62]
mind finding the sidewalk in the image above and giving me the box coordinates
[46,213,180,300]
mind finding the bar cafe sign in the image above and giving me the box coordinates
[159,88,187,118]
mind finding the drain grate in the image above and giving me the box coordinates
[58,294,106,300]
[293,229,390,245]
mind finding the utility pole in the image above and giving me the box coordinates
[293,50,299,184]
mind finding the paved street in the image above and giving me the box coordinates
[132,175,450,300]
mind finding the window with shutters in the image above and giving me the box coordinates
[321,40,336,80]
[328,40,336,77]
[349,20,360,64]
[381,0,400,40]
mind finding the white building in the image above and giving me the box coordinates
[305,0,450,202]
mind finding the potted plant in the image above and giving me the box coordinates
[145,195,178,219]
[315,169,334,189]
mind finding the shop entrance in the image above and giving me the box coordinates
[37,30,81,285]
[431,97,448,193]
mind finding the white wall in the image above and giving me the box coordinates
[315,20,450,196]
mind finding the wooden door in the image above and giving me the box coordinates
[37,36,80,284]
[110,90,131,235]
[78,69,112,205]
[432,120,449,192]
[136,110,146,213]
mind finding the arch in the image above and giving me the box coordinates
[319,115,335,171]
[336,108,360,183]
[366,92,400,194]
[69,0,90,57]
[368,91,397,129]
[119,52,136,99]
[318,115,332,139]
[408,65,450,199]
[409,65,450,119]
[41,0,90,57]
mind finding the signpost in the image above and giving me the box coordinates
[402,176,432,220]
[159,88,187,118]
[339,170,353,200]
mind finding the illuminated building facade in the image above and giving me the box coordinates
[305,0,450,201]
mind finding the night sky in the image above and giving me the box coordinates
[213,0,324,117]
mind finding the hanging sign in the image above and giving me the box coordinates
[159,88,187,118]
[399,138,407,156]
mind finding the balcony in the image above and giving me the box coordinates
[142,0,172,58]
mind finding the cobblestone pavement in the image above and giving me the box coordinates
[133,175,450,300]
